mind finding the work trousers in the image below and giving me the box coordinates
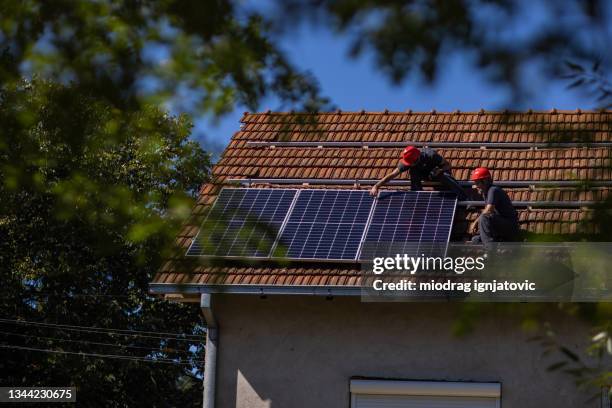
[473,212,520,244]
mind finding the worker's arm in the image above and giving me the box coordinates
[482,203,495,215]
[468,218,479,234]
[469,204,495,234]
[370,168,401,196]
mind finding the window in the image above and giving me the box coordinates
[350,379,501,408]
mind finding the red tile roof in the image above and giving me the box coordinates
[152,111,611,293]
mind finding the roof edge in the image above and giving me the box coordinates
[149,283,361,297]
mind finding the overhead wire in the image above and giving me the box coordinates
[0,330,197,355]
[0,318,204,342]
[0,344,201,366]
[4,293,138,297]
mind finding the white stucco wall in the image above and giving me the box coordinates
[212,294,595,408]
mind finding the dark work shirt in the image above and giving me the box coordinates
[486,185,518,220]
[397,148,444,191]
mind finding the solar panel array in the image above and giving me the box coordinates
[186,188,457,261]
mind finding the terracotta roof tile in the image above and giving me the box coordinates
[237,111,611,144]
[152,111,611,289]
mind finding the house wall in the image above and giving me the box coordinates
[212,294,594,408]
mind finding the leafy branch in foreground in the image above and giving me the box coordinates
[0,79,209,406]
[529,321,612,403]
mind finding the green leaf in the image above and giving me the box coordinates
[547,361,567,371]
[559,346,580,362]
[567,79,585,89]
[564,60,585,73]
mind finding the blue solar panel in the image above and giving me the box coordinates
[275,190,375,261]
[186,188,297,257]
[359,191,457,260]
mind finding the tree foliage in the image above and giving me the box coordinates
[1,0,611,405]
[0,0,330,114]
[0,79,210,406]
[0,2,332,404]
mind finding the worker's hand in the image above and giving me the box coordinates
[370,185,379,197]
[468,219,479,235]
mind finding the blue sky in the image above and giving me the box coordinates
[192,18,597,158]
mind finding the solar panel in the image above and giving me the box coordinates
[186,188,297,257]
[274,190,375,261]
[359,191,457,260]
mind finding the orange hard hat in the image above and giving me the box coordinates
[471,167,492,181]
[401,146,420,166]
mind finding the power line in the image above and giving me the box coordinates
[0,344,202,366]
[9,292,175,299]
[0,320,199,342]
[0,318,203,339]
[0,318,204,341]
[0,330,197,355]
[4,292,138,297]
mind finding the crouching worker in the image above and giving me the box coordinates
[469,167,519,244]
[369,146,467,200]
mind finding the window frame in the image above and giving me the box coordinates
[350,379,501,408]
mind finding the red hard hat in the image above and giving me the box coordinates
[471,167,492,181]
[400,146,420,166]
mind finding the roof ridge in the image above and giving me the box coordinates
[242,109,611,116]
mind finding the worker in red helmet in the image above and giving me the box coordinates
[469,167,519,244]
[370,146,467,200]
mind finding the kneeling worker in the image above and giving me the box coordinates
[469,167,519,243]
[369,146,467,200]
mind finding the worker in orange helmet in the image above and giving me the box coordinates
[370,146,467,200]
[469,167,519,244]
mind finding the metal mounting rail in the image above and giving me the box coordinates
[226,178,612,188]
[457,201,597,208]
[246,141,612,149]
